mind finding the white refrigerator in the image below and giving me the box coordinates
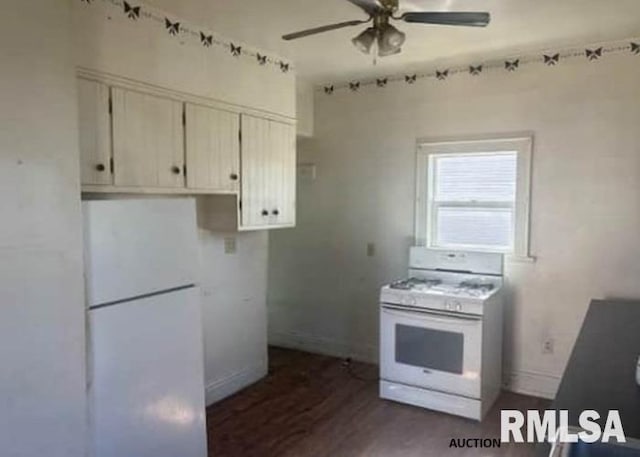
[83,198,207,457]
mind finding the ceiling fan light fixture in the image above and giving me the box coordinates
[352,27,377,54]
[382,24,406,48]
[377,43,402,57]
[377,23,405,57]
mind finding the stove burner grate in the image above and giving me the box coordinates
[389,277,442,290]
[458,281,495,293]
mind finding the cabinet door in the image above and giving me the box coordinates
[266,120,296,226]
[240,115,296,229]
[240,115,271,229]
[185,104,239,192]
[112,88,184,188]
[78,79,112,185]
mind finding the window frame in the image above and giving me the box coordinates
[415,136,533,260]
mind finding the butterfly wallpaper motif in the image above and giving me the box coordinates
[436,70,449,80]
[200,32,213,47]
[544,54,560,66]
[469,65,483,76]
[164,18,180,36]
[318,37,640,94]
[586,47,602,61]
[505,60,519,72]
[123,1,140,20]
[230,44,242,57]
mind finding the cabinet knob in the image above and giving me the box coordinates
[172,166,181,175]
[272,209,279,216]
[230,173,239,181]
[261,210,269,217]
[96,163,106,172]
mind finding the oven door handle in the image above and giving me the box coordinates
[381,304,482,323]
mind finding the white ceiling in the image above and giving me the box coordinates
[149,0,640,83]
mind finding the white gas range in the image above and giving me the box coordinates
[379,247,504,421]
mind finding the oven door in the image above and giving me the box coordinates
[380,303,482,399]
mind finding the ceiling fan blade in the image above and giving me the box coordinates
[282,19,369,41]
[401,12,490,27]
[345,0,383,15]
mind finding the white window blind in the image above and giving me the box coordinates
[415,137,532,258]
[434,154,517,202]
[431,152,517,250]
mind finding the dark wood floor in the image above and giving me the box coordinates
[207,347,549,457]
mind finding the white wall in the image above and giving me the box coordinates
[73,0,295,118]
[0,1,87,456]
[296,78,315,137]
[268,52,640,398]
[198,229,269,405]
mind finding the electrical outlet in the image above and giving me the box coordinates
[366,242,376,257]
[224,236,237,254]
[542,338,554,355]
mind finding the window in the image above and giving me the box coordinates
[415,137,532,258]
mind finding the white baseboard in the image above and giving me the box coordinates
[269,330,377,364]
[205,359,268,406]
[506,370,560,400]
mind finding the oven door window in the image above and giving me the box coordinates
[395,324,464,374]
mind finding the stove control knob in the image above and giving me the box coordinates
[456,303,462,312]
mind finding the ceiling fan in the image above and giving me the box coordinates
[282,0,490,57]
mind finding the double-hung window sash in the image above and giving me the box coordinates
[428,152,518,252]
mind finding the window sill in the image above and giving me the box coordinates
[506,254,537,264]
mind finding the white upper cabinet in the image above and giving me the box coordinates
[185,104,240,193]
[78,79,112,185]
[111,88,184,188]
[240,115,296,230]
[77,73,297,230]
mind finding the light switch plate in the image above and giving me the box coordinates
[224,237,237,254]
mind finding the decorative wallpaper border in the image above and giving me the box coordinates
[319,38,640,95]
[78,0,294,73]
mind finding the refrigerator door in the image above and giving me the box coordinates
[83,198,198,306]
[89,286,207,457]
